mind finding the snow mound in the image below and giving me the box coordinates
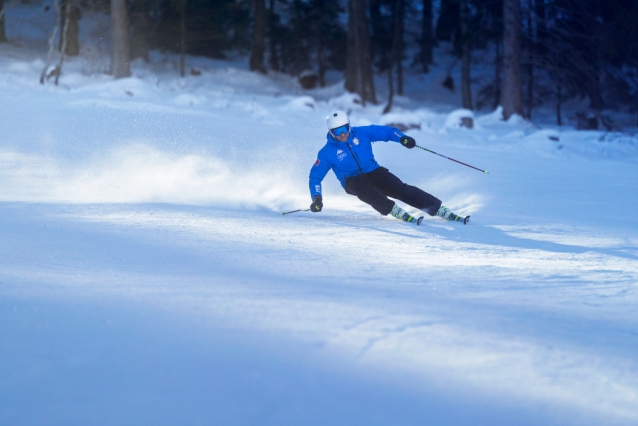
[476,106,505,126]
[281,96,316,111]
[328,92,363,114]
[378,112,422,131]
[438,109,476,134]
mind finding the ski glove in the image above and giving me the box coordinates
[310,195,323,212]
[400,136,416,149]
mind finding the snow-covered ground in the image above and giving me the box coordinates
[2,4,638,425]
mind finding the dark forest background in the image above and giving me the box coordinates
[1,0,637,126]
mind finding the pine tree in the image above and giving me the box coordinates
[345,0,376,104]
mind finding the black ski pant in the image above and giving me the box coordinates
[344,167,441,216]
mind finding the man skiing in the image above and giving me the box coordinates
[308,111,469,224]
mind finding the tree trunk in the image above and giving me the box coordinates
[179,0,186,77]
[130,0,151,62]
[110,0,131,78]
[526,0,533,119]
[493,41,502,110]
[268,0,280,72]
[369,0,389,72]
[501,0,523,120]
[316,2,326,87]
[293,4,303,75]
[0,0,7,43]
[250,0,267,74]
[556,79,562,126]
[384,0,402,113]
[345,0,358,93]
[383,65,394,114]
[535,0,546,60]
[40,0,61,84]
[59,0,79,56]
[460,0,472,110]
[420,0,433,72]
[345,0,376,105]
[396,0,404,95]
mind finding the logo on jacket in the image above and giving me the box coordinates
[336,149,347,161]
[353,138,360,145]
[314,159,320,166]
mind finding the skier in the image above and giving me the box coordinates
[308,111,469,224]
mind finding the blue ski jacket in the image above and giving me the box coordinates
[309,125,407,199]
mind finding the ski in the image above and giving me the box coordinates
[416,215,469,225]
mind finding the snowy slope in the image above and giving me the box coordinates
[2,5,638,425]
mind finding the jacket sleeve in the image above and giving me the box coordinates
[365,125,406,144]
[309,152,331,199]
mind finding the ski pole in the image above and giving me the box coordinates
[281,208,310,215]
[416,144,489,174]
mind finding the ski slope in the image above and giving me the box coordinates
[2,6,638,425]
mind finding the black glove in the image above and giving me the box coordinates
[400,136,416,149]
[310,195,323,212]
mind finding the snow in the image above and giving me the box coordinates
[1,5,638,426]
[442,108,475,130]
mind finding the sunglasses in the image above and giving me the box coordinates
[331,124,350,137]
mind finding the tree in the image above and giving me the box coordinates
[345,0,376,105]
[419,0,434,72]
[277,0,314,76]
[249,0,267,73]
[130,0,151,62]
[111,0,131,78]
[311,0,345,87]
[154,0,250,60]
[394,0,404,95]
[177,0,186,77]
[501,0,523,119]
[59,0,80,56]
[0,0,8,43]
[369,0,391,74]
[267,0,281,71]
[473,0,503,111]
[384,0,404,113]
[436,0,459,46]
[459,0,472,110]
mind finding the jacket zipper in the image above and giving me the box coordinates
[345,142,363,175]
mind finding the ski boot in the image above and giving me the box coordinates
[391,204,424,225]
[436,205,470,224]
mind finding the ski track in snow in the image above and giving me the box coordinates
[1,9,638,424]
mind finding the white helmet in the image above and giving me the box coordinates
[326,111,349,130]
